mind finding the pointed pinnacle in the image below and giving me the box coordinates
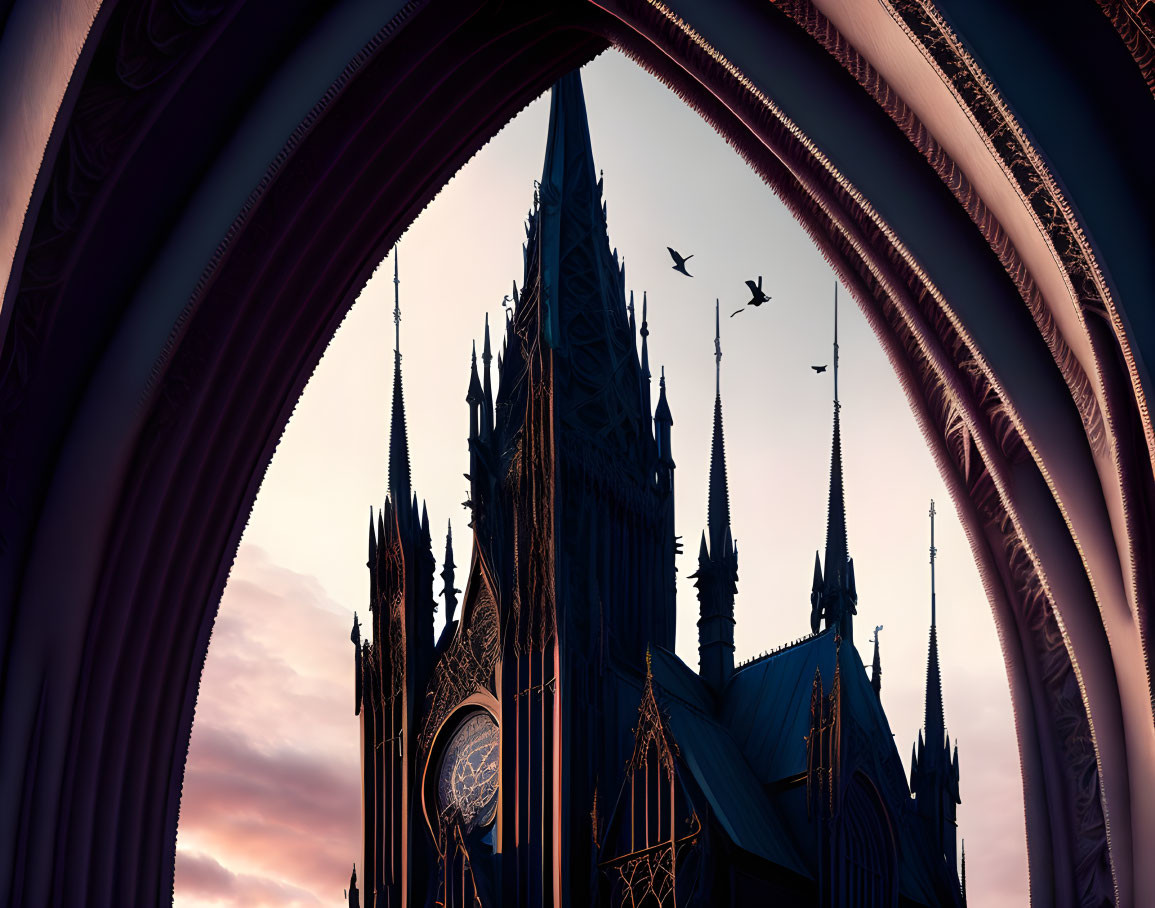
[655,365,672,424]
[467,340,482,403]
[443,519,455,568]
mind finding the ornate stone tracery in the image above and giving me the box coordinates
[420,581,501,758]
[600,663,700,908]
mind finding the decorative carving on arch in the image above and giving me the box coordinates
[419,566,501,758]
[606,5,1122,899]
[1094,0,1155,96]
[1,0,1151,904]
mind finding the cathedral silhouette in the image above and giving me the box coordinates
[347,72,964,908]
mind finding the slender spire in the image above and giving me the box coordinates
[388,245,411,505]
[925,499,944,750]
[696,303,737,690]
[912,498,961,876]
[819,283,853,640]
[707,299,731,555]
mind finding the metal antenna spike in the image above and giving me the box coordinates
[929,499,938,627]
[393,244,401,360]
[833,281,839,410]
[714,298,722,397]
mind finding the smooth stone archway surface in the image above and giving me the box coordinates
[0,0,1151,905]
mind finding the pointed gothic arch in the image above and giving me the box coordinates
[839,773,899,908]
[0,1,1151,905]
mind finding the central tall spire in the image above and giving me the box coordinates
[388,246,411,506]
[538,70,600,349]
[531,69,649,469]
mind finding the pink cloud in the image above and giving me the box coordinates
[175,850,325,906]
[176,544,361,907]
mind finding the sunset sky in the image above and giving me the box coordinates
[174,51,1027,906]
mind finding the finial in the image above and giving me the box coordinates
[833,281,839,410]
[714,298,722,398]
[930,498,937,627]
[393,244,401,360]
[645,646,652,678]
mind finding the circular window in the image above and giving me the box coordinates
[436,711,499,831]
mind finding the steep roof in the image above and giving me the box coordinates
[721,631,949,905]
[722,630,838,783]
[646,648,809,877]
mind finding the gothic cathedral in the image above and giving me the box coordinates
[347,72,965,908]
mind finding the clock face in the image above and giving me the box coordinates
[436,712,499,830]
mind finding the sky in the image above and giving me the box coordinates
[174,50,1027,907]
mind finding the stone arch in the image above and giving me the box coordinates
[0,1,1150,905]
[839,772,898,907]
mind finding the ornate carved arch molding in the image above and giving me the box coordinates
[0,1,1151,906]
[605,3,1136,901]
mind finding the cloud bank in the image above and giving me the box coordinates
[175,544,360,908]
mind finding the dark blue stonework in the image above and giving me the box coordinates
[353,72,964,908]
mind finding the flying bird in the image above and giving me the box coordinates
[745,276,770,306]
[667,247,693,276]
[811,364,828,373]
[731,276,771,316]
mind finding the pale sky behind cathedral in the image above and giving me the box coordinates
[175,51,1027,907]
